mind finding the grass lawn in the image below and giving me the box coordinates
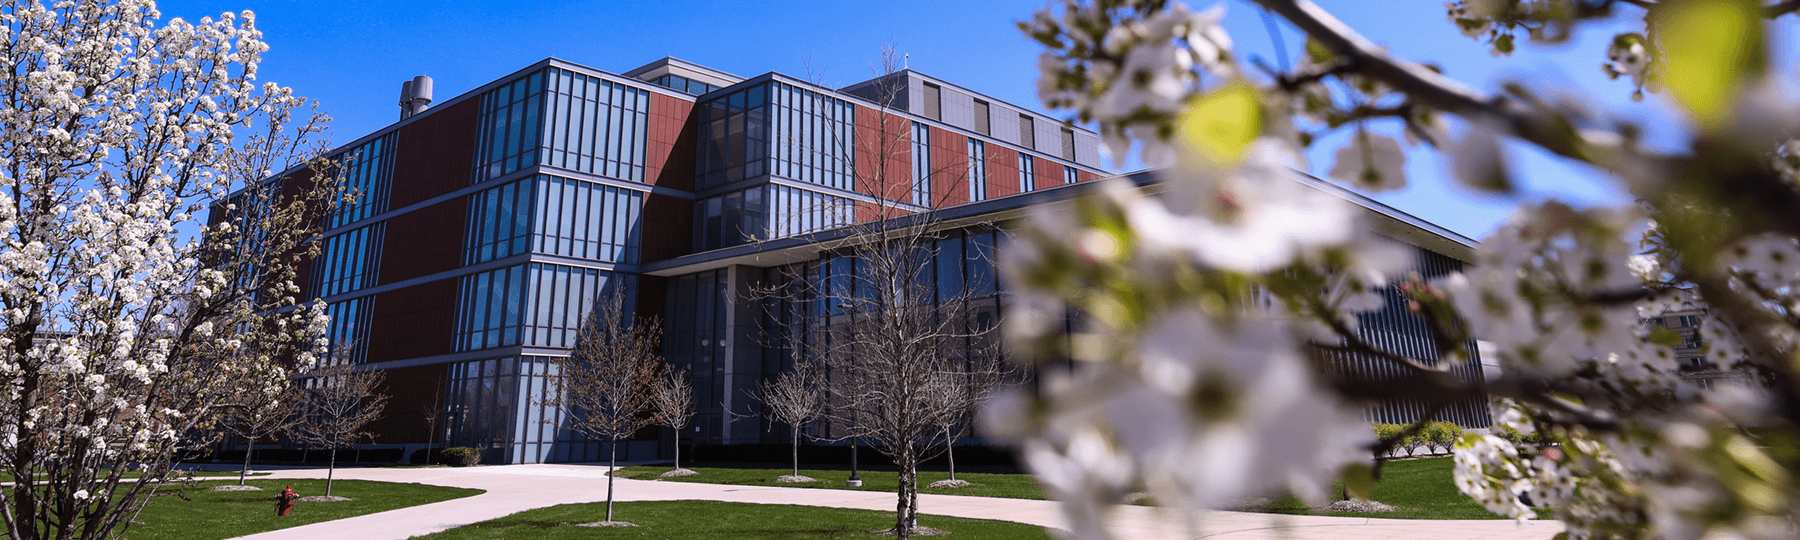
[414,500,1054,539]
[626,457,1553,520]
[618,465,1049,501]
[121,478,483,540]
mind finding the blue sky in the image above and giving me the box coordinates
[154,0,1788,239]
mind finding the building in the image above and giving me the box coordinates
[220,56,1486,464]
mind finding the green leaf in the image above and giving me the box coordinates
[1648,326,1682,347]
[1304,38,1336,65]
[1178,82,1263,165]
[1342,462,1376,500]
[1493,34,1514,55]
[1657,0,1765,129]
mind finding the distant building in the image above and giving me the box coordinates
[219,56,1487,464]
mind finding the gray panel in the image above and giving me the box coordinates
[941,88,975,131]
[1074,131,1102,167]
[991,105,1020,144]
[1034,119,1062,156]
[908,75,927,117]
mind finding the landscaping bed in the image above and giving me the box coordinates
[414,500,1053,539]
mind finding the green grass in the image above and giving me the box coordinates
[121,478,483,540]
[619,465,1050,500]
[627,457,1554,520]
[414,500,1054,539]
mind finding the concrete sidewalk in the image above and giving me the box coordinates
[226,463,1564,539]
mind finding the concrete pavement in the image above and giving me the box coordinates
[217,463,1564,539]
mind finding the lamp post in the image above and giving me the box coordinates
[847,439,862,487]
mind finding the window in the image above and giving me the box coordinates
[324,296,373,365]
[531,175,643,263]
[1064,165,1079,185]
[314,223,384,297]
[465,179,534,265]
[967,139,987,202]
[973,99,990,135]
[1019,114,1035,148]
[1060,127,1075,160]
[540,68,652,182]
[1018,154,1035,192]
[327,132,396,229]
[911,122,931,206]
[455,264,529,351]
[763,81,856,191]
[922,82,942,121]
[476,72,546,182]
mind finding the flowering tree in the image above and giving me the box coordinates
[989,1,1800,539]
[0,1,337,538]
[222,368,302,487]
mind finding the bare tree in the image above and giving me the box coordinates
[293,360,388,498]
[551,292,663,526]
[930,357,1011,487]
[650,367,696,475]
[222,371,303,487]
[752,44,1009,539]
[418,379,445,466]
[755,360,825,481]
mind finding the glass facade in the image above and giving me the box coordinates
[694,183,853,252]
[327,132,396,229]
[455,262,634,352]
[697,81,855,191]
[967,139,987,202]
[324,296,373,365]
[663,270,728,442]
[476,73,544,182]
[467,174,644,265]
[911,122,931,206]
[314,223,384,297]
[541,67,651,182]
[477,68,652,183]
[455,264,527,351]
[651,74,719,96]
[1019,154,1036,192]
[444,356,611,463]
[1064,165,1078,185]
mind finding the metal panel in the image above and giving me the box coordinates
[1074,131,1101,167]
[991,105,1020,144]
[1034,118,1061,156]
[940,87,974,130]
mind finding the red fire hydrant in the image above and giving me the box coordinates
[275,486,298,516]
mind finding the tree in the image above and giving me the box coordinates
[754,360,824,481]
[222,369,302,487]
[551,292,663,526]
[293,359,387,498]
[418,378,445,466]
[650,367,696,475]
[753,45,1010,539]
[995,1,1800,539]
[930,357,1010,487]
[0,2,339,538]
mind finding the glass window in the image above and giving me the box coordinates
[911,122,931,206]
[314,223,384,297]
[326,132,397,229]
[967,139,987,202]
[1019,154,1035,192]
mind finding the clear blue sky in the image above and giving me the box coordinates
[155,0,1790,239]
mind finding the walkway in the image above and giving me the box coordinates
[221,463,1564,539]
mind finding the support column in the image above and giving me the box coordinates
[719,264,766,444]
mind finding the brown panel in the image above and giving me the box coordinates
[365,364,450,445]
[988,146,1020,199]
[1035,156,1060,191]
[367,279,459,363]
[646,94,697,192]
[930,127,968,208]
[381,196,468,284]
[1078,170,1098,183]
[640,192,693,263]
[853,105,912,205]
[392,99,480,209]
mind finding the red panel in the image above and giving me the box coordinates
[366,279,459,363]
[392,99,480,209]
[988,146,1020,199]
[380,196,467,284]
[929,127,968,208]
[1078,170,1098,183]
[853,105,913,205]
[645,94,697,192]
[1035,156,1061,191]
[365,364,449,444]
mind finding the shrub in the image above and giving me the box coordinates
[1370,423,1408,458]
[440,447,481,467]
[1424,421,1463,455]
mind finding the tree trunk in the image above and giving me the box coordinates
[606,438,618,523]
[791,427,800,477]
[894,450,914,540]
[326,448,337,497]
[239,437,255,486]
[947,441,956,482]
[673,428,681,470]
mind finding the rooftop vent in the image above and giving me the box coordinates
[399,75,433,120]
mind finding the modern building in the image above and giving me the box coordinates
[221,56,1487,465]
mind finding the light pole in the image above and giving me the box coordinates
[847,440,862,487]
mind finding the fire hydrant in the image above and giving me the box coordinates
[275,486,298,516]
